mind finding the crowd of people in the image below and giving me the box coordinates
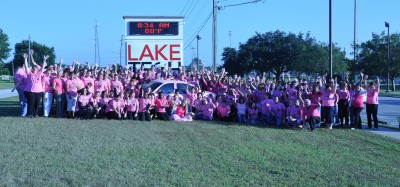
[12,50,381,131]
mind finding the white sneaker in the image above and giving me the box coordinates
[350,127,355,130]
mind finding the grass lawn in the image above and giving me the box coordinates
[0,97,400,186]
[0,81,14,89]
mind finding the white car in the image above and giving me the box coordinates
[143,80,214,98]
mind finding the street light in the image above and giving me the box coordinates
[196,35,201,70]
[385,22,390,92]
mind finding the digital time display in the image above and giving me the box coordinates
[128,22,179,36]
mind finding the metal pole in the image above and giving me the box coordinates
[120,35,123,67]
[387,23,390,92]
[213,0,217,72]
[328,0,333,79]
[28,35,31,68]
[354,0,357,64]
[196,35,200,70]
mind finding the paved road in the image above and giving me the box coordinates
[0,88,18,99]
[360,96,400,128]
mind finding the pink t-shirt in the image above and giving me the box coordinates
[25,71,44,93]
[321,92,335,107]
[175,105,186,117]
[52,77,64,94]
[366,88,379,104]
[187,93,197,105]
[126,98,139,112]
[105,100,117,112]
[155,98,168,113]
[66,79,78,97]
[338,89,350,100]
[289,106,303,119]
[139,98,150,112]
[199,104,214,120]
[270,102,286,117]
[79,94,92,107]
[94,80,108,93]
[217,105,230,117]
[302,104,320,118]
[14,67,26,91]
[351,92,365,108]
[111,80,123,94]
[260,99,273,114]
[90,96,101,107]
[42,75,53,93]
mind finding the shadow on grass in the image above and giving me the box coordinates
[0,100,21,117]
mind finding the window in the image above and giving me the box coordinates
[159,83,175,94]
[177,83,188,94]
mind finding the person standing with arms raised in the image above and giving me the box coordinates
[23,50,49,118]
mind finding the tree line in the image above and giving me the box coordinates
[221,30,399,91]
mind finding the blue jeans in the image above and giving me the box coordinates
[17,89,27,116]
[55,94,64,118]
[237,114,247,123]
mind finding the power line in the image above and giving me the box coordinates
[183,0,196,17]
[185,0,200,20]
[179,0,192,15]
[184,10,213,51]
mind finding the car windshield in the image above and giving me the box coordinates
[143,81,162,92]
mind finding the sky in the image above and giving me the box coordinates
[1,0,400,67]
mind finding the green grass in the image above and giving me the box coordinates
[379,84,400,96]
[0,97,400,186]
[0,81,14,89]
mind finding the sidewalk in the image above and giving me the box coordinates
[0,89,18,99]
[362,125,400,140]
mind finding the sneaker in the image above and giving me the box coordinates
[350,127,355,130]
[35,115,39,118]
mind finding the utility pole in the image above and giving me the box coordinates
[354,0,358,82]
[120,35,124,67]
[94,21,100,67]
[385,22,390,92]
[212,0,217,72]
[328,0,333,79]
[196,35,201,70]
[212,0,263,72]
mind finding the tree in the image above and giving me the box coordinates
[186,57,204,71]
[359,32,400,91]
[293,32,348,78]
[12,40,56,67]
[0,29,11,63]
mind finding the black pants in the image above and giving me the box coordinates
[24,91,42,117]
[77,107,93,120]
[338,99,349,126]
[366,104,378,129]
[157,112,170,121]
[351,107,363,129]
[305,116,321,131]
[106,111,121,120]
[127,111,138,120]
[139,112,151,121]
